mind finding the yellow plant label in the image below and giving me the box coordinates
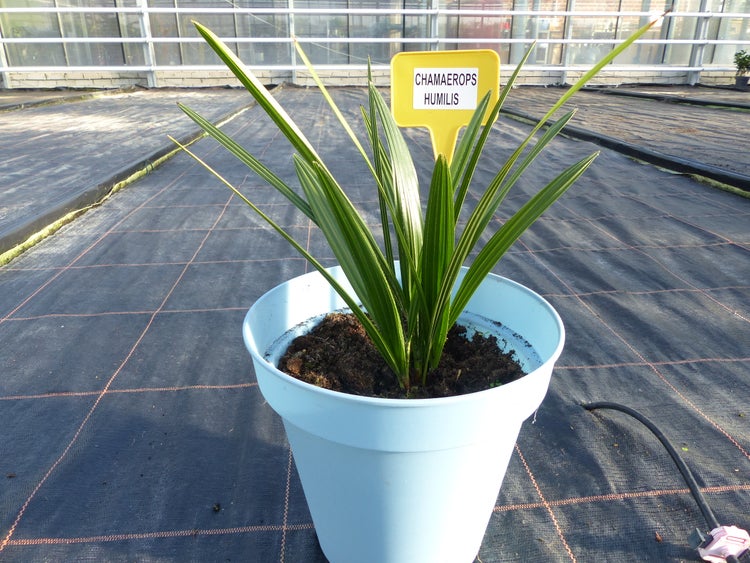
[391,50,500,163]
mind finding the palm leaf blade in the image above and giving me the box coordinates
[178,102,315,221]
[293,156,409,382]
[451,152,599,323]
[418,155,455,377]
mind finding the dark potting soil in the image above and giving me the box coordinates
[277,312,526,399]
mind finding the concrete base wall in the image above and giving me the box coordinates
[563,70,692,86]
[152,69,290,87]
[2,71,149,90]
[1,68,741,90]
[698,70,739,87]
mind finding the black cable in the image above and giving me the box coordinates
[583,401,747,563]
[583,401,719,529]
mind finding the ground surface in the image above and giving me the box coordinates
[504,85,750,178]
[0,84,748,562]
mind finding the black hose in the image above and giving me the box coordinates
[584,402,748,563]
[583,401,720,529]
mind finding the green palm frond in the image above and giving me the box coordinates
[177,14,666,390]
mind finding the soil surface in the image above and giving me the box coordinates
[278,312,526,399]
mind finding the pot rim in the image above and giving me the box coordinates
[243,265,565,408]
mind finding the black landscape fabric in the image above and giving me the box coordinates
[0,86,748,562]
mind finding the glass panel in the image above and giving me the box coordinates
[235,0,290,66]
[391,0,428,53]
[59,0,125,66]
[401,8,430,53]
[292,0,348,65]
[1,0,746,76]
[565,0,672,66]
[440,1,513,62]
[566,0,620,65]
[613,15,665,64]
[437,0,564,64]
[174,1,240,65]
[148,0,182,65]
[708,0,750,65]
[118,1,145,67]
[147,0,240,66]
[349,0,402,66]
[511,0,564,65]
[661,0,701,66]
[612,0,670,64]
[0,0,66,66]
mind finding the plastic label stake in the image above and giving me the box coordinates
[391,50,500,164]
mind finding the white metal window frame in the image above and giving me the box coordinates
[0,3,748,88]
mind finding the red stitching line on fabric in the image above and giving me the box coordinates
[521,242,750,461]
[495,483,750,512]
[511,239,737,256]
[5,523,316,547]
[0,189,235,553]
[515,444,577,563]
[557,357,750,370]
[5,306,254,322]
[1,382,258,402]
[3,256,304,275]
[542,285,750,299]
[560,196,749,322]
[0,183,177,325]
[280,447,294,563]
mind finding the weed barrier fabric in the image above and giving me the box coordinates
[503,86,750,182]
[0,86,748,562]
[0,88,253,255]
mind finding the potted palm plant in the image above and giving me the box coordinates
[175,15,664,563]
[734,49,750,91]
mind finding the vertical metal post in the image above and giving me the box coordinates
[510,0,528,64]
[346,0,351,64]
[688,0,710,85]
[233,3,240,57]
[428,0,438,51]
[289,0,297,84]
[401,0,407,53]
[174,0,186,70]
[0,21,11,89]
[613,0,623,44]
[658,0,671,65]
[635,0,654,69]
[137,0,157,87]
[54,0,71,67]
[560,0,575,84]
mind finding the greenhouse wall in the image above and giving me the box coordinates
[0,1,748,89]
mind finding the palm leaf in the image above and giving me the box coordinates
[170,137,406,374]
[418,155,455,377]
[178,102,315,221]
[365,84,426,313]
[177,12,667,392]
[293,156,409,382]
[192,22,321,167]
[451,152,598,323]
[451,42,536,214]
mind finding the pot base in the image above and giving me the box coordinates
[243,266,564,563]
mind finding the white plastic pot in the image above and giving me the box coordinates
[243,266,565,563]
